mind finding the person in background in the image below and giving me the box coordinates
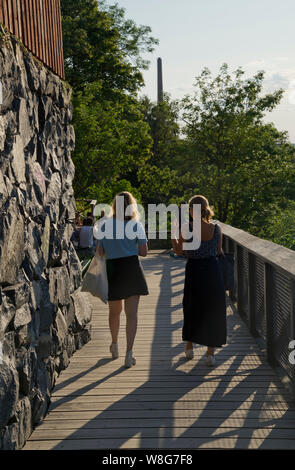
[96,192,149,369]
[173,195,227,366]
[93,210,106,249]
[79,217,95,256]
[76,212,83,227]
[171,202,187,259]
[87,211,95,225]
[98,210,105,221]
[71,212,83,248]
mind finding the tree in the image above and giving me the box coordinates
[136,96,196,206]
[181,64,295,229]
[72,82,152,201]
[61,0,158,94]
[60,0,158,203]
[263,201,295,250]
[100,1,158,71]
[137,164,195,206]
[140,95,180,167]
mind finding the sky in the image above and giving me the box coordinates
[112,0,295,142]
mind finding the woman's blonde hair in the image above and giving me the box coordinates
[189,195,214,223]
[112,191,139,221]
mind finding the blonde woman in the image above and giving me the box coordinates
[174,195,227,365]
[96,192,149,368]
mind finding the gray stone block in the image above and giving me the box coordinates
[0,295,15,338]
[25,221,46,279]
[0,169,9,210]
[30,281,42,311]
[71,290,92,329]
[2,283,30,311]
[55,309,68,350]
[0,363,19,427]
[0,423,18,450]
[15,397,32,449]
[49,267,71,308]
[0,199,25,285]
[31,387,48,425]
[2,331,16,364]
[15,325,32,349]
[14,304,32,329]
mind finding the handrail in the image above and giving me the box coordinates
[218,220,295,399]
[218,221,295,279]
[81,258,92,279]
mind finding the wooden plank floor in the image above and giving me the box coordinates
[24,252,295,450]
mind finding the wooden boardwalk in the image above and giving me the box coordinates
[24,252,295,450]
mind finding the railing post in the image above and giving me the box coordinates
[226,237,235,301]
[234,244,241,307]
[264,262,275,365]
[224,235,229,253]
[290,279,295,399]
[248,252,258,337]
[291,279,295,341]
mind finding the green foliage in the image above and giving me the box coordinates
[140,95,180,167]
[61,0,157,204]
[181,64,295,228]
[264,201,295,250]
[61,0,295,251]
[72,81,152,199]
[138,95,197,206]
[100,1,158,71]
[137,163,197,207]
[61,0,158,93]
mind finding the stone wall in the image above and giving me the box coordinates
[0,27,92,449]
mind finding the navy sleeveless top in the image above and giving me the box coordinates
[183,223,221,260]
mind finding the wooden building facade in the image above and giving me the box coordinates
[0,0,65,79]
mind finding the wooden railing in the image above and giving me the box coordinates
[219,221,295,399]
[0,0,64,79]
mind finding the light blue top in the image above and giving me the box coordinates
[93,217,147,260]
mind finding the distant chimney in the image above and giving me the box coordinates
[157,58,163,103]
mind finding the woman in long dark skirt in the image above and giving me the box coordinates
[174,195,227,366]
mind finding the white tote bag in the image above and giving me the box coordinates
[81,255,108,304]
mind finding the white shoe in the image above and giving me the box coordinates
[110,343,119,359]
[124,351,136,368]
[185,348,194,360]
[205,355,216,366]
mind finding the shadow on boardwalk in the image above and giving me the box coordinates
[27,254,295,449]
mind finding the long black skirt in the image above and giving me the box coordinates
[182,257,227,348]
[106,255,149,301]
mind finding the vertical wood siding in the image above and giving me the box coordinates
[0,0,65,79]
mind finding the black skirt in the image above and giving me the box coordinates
[106,255,149,301]
[182,257,227,348]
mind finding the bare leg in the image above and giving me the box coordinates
[109,300,122,344]
[207,347,215,357]
[124,296,140,352]
[186,341,193,351]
